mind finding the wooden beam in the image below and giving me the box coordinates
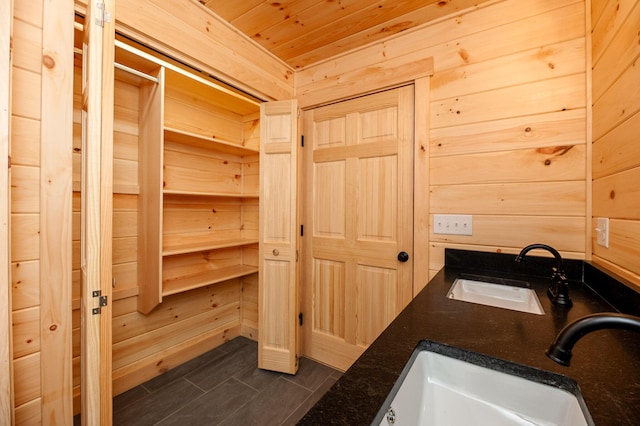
[40,0,74,422]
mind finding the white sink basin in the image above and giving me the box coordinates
[377,341,592,426]
[447,277,544,315]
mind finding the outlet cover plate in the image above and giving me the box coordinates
[434,214,473,236]
[596,217,609,248]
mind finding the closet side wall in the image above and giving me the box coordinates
[590,0,640,288]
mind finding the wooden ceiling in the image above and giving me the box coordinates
[200,0,492,69]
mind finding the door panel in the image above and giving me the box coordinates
[358,155,397,241]
[302,86,414,371]
[314,161,345,237]
[258,100,299,374]
[356,265,397,346]
[313,259,345,337]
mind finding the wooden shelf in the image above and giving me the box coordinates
[131,36,261,314]
[165,127,259,157]
[163,238,258,257]
[163,189,259,198]
[162,265,259,297]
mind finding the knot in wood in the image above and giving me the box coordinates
[43,54,55,69]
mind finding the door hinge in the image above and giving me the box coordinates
[298,312,303,326]
[95,2,111,28]
[91,290,108,315]
[300,224,304,236]
[301,135,304,147]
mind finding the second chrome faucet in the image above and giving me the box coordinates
[515,243,573,307]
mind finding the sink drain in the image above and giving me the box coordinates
[386,407,396,424]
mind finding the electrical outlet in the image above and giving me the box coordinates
[596,217,609,248]
[433,214,473,236]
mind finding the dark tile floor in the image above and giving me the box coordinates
[111,337,341,425]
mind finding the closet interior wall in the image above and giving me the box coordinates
[71,22,262,412]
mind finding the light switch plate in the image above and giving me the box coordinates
[433,214,473,236]
[596,217,609,248]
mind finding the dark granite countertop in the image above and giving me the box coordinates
[299,249,640,425]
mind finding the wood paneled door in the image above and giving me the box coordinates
[301,86,415,371]
[259,100,300,374]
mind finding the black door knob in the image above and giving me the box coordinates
[397,251,409,262]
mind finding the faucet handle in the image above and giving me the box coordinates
[548,276,572,307]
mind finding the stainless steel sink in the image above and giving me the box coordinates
[447,275,544,315]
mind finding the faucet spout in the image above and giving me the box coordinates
[515,244,572,307]
[515,243,564,273]
[546,313,640,366]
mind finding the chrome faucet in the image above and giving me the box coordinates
[515,243,572,307]
[546,313,640,366]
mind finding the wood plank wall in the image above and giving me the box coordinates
[13,0,640,419]
[297,0,590,283]
[111,0,293,102]
[11,0,74,423]
[591,0,640,288]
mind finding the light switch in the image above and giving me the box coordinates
[433,214,473,236]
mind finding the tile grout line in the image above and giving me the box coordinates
[279,375,341,425]
[151,390,209,426]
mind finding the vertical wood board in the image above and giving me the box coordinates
[137,67,163,314]
[1,0,13,420]
[40,0,74,421]
[413,77,429,294]
[80,0,115,423]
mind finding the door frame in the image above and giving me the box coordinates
[1,0,13,421]
[299,76,431,364]
[80,0,115,423]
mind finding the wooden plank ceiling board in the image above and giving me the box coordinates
[201,0,495,69]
